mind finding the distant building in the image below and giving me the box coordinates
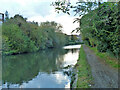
[0,12,4,23]
[5,11,9,20]
[0,11,9,23]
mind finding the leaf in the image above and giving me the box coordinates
[67,12,70,15]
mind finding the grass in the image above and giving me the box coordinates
[75,45,93,88]
[89,46,119,68]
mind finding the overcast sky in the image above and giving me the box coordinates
[0,0,80,35]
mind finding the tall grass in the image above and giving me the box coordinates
[89,46,119,68]
[75,45,93,88]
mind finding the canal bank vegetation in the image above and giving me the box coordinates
[2,14,74,55]
[65,35,84,46]
[53,1,120,64]
[75,46,93,88]
[89,46,119,68]
[80,2,120,68]
[80,2,120,59]
[53,1,120,88]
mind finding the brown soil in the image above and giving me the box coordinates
[83,45,118,88]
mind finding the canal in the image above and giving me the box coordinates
[2,45,81,88]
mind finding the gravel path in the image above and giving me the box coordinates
[83,45,118,88]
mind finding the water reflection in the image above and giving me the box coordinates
[2,45,81,88]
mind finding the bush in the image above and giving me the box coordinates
[2,15,68,55]
[80,2,120,59]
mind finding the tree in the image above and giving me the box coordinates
[2,15,68,55]
[52,0,98,16]
[52,1,120,58]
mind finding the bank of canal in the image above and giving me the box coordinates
[71,45,93,88]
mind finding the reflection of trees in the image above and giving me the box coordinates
[55,49,69,69]
[2,48,68,85]
[56,49,79,68]
[70,49,79,54]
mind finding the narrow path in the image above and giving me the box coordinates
[83,45,118,88]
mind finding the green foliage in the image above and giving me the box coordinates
[89,46,119,68]
[53,1,120,59]
[2,24,37,54]
[2,15,68,55]
[80,2,120,59]
[52,0,98,16]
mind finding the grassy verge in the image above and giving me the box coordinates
[89,46,119,68]
[75,45,93,88]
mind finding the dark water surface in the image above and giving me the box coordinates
[2,45,81,88]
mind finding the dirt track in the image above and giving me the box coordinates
[83,45,118,88]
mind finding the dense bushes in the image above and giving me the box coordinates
[80,2,120,59]
[2,15,68,55]
[3,24,37,54]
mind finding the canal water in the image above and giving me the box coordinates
[2,45,81,88]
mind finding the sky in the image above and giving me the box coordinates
[0,0,80,35]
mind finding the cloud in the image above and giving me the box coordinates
[0,0,80,35]
[28,11,79,35]
[0,0,54,16]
